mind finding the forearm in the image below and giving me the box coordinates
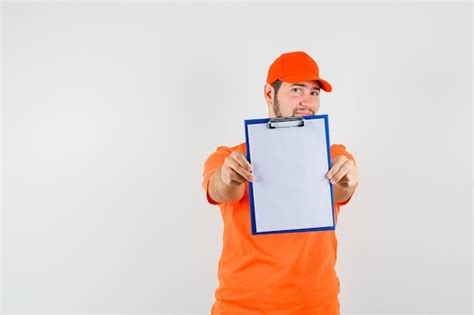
[209,167,245,203]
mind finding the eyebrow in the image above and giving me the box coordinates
[290,83,321,91]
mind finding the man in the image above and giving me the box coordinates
[202,51,359,314]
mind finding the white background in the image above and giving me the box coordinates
[1,1,472,314]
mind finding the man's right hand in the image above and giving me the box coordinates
[208,151,253,203]
[220,151,254,186]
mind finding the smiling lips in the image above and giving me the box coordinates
[295,110,313,116]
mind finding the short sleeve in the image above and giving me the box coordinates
[330,144,357,206]
[202,146,233,205]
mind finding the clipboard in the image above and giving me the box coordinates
[244,114,335,235]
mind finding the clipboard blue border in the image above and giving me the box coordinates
[244,114,335,235]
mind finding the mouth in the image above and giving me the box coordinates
[294,110,313,116]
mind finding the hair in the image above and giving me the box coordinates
[271,79,282,97]
[270,80,283,117]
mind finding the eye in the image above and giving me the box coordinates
[311,90,320,96]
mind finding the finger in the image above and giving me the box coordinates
[330,162,351,184]
[338,177,358,188]
[228,169,248,185]
[229,168,249,184]
[337,176,352,188]
[327,156,348,179]
[232,152,252,172]
[227,157,254,182]
[232,165,254,182]
[341,169,359,187]
[223,159,251,184]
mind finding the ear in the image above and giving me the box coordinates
[263,83,274,107]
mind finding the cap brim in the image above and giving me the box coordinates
[280,74,333,92]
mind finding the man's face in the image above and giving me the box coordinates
[264,80,321,118]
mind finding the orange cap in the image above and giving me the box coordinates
[266,51,332,92]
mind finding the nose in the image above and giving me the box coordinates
[299,95,315,108]
[299,99,312,107]
[296,93,318,114]
[301,91,316,104]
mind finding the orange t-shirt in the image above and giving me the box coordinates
[202,142,356,313]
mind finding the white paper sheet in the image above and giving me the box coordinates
[246,115,334,234]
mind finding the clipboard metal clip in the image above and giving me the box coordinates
[268,116,304,129]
